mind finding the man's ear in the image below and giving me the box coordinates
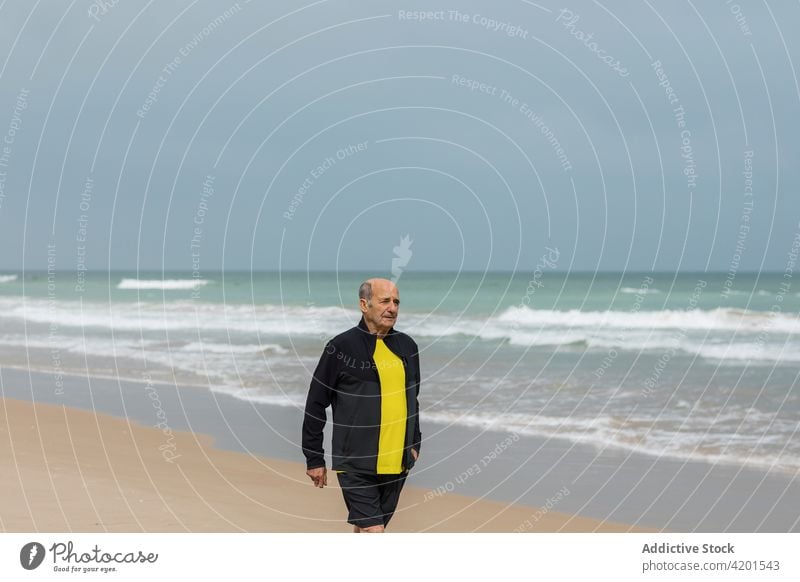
[359,298,368,313]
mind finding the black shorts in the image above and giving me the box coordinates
[336,471,407,529]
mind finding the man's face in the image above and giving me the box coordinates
[361,281,400,333]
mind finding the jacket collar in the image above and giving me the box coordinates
[357,315,396,336]
[356,316,398,351]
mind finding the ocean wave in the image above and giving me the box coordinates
[494,305,800,333]
[4,320,796,473]
[693,342,800,365]
[620,286,660,294]
[117,278,211,290]
[423,409,800,473]
[0,333,156,354]
[0,274,18,283]
[179,341,289,355]
[0,331,299,396]
[412,307,800,363]
[0,297,351,336]
[582,335,800,365]
[1,297,797,364]
[0,332,292,363]
[5,298,797,335]
[207,385,303,407]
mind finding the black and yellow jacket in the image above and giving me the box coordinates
[302,317,422,474]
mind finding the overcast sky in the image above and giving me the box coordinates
[0,0,798,273]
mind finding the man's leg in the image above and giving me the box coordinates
[337,472,388,532]
[378,473,407,528]
[354,524,385,533]
[351,474,406,532]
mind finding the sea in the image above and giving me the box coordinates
[1,270,798,474]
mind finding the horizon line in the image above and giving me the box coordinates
[0,269,789,275]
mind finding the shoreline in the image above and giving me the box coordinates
[5,361,793,478]
[2,365,797,532]
[0,396,634,532]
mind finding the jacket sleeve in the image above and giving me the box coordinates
[302,341,339,469]
[411,345,422,453]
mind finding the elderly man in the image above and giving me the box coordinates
[302,278,421,532]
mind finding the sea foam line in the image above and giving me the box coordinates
[117,278,211,290]
[423,410,800,474]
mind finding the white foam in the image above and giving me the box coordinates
[0,333,157,354]
[207,385,304,407]
[1,297,798,364]
[6,319,796,474]
[423,409,800,474]
[693,342,800,364]
[406,307,800,349]
[0,274,18,283]
[117,278,211,290]
[0,297,351,336]
[0,330,297,383]
[620,286,660,294]
[409,308,800,364]
[585,334,800,365]
[179,341,289,355]
[495,305,800,333]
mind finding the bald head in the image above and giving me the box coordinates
[359,278,400,337]
[358,278,397,303]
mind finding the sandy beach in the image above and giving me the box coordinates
[2,365,797,533]
[0,395,635,533]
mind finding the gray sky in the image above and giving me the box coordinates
[0,0,798,273]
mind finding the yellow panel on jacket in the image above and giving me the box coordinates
[373,338,407,474]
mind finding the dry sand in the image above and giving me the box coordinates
[0,397,643,532]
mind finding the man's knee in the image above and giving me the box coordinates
[358,524,385,533]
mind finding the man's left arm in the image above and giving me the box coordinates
[411,345,422,459]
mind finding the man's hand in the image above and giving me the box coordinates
[306,466,327,488]
[411,448,419,462]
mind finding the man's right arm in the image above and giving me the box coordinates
[302,341,338,471]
